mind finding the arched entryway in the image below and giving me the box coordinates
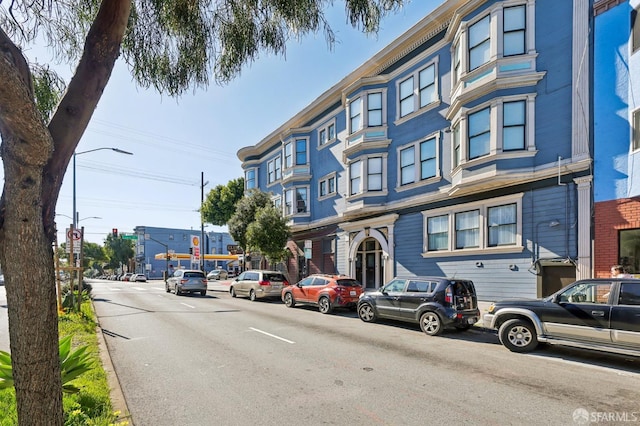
[348,227,392,289]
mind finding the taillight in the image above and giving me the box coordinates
[181,279,188,284]
[445,285,453,305]
[284,280,290,286]
[259,280,270,286]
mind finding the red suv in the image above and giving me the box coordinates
[281,274,363,314]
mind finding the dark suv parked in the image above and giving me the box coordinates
[357,277,480,336]
[483,278,640,356]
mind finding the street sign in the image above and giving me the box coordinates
[65,228,82,254]
[121,234,137,240]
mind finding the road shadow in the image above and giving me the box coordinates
[521,344,640,373]
[278,302,360,316]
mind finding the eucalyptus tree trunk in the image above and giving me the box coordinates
[0,2,131,423]
[0,143,62,424]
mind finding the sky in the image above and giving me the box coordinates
[10,1,443,244]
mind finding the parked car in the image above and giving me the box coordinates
[282,274,363,314]
[230,270,288,301]
[130,274,147,282]
[165,269,207,296]
[483,278,640,356]
[121,273,134,282]
[357,277,480,336]
[207,269,228,280]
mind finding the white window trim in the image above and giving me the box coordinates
[266,155,282,187]
[396,132,442,192]
[468,14,492,72]
[272,194,282,213]
[317,118,338,150]
[502,4,527,57]
[284,185,311,217]
[449,1,538,104]
[318,172,338,200]
[421,193,524,257]
[346,153,388,200]
[282,137,310,170]
[394,58,440,125]
[245,167,258,190]
[632,108,640,152]
[346,89,388,136]
[451,93,537,172]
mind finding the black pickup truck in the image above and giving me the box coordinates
[483,278,640,356]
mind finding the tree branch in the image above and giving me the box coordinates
[0,25,52,165]
[42,0,131,233]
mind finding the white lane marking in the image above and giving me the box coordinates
[132,287,146,291]
[180,303,195,309]
[109,288,121,291]
[249,327,295,344]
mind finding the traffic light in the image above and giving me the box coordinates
[112,228,118,238]
[189,247,193,254]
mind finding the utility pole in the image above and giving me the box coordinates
[200,172,209,272]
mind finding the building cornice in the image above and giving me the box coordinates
[238,0,469,162]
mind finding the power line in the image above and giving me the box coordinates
[77,160,199,186]
[86,119,237,160]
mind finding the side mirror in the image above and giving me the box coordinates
[296,283,302,288]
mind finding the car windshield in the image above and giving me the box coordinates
[336,279,361,287]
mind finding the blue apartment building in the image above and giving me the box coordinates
[132,226,237,279]
[238,0,594,301]
[593,0,640,278]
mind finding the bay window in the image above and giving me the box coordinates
[504,5,526,56]
[468,107,491,159]
[469,15,490,71]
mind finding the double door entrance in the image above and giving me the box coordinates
[354,238,384,289]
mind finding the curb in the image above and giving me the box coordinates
[92,299,134,425]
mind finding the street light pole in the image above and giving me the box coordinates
[73,147,133,230]
[146,235,170,280]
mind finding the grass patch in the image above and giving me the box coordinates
[0,299,128,425]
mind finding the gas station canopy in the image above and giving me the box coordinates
[154,253,239,261]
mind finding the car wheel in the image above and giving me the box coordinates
[175,285,182,296]
[230,287,237,298]
[200,290,206,296]
[419,311,443,336]
[498,318,538,353]
[165,283,170,293]
[249,289,256,301]
[318,296,332,314]
[357,303,377,322]
[283,292,295,308]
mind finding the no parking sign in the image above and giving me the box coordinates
[65,228,82,254]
